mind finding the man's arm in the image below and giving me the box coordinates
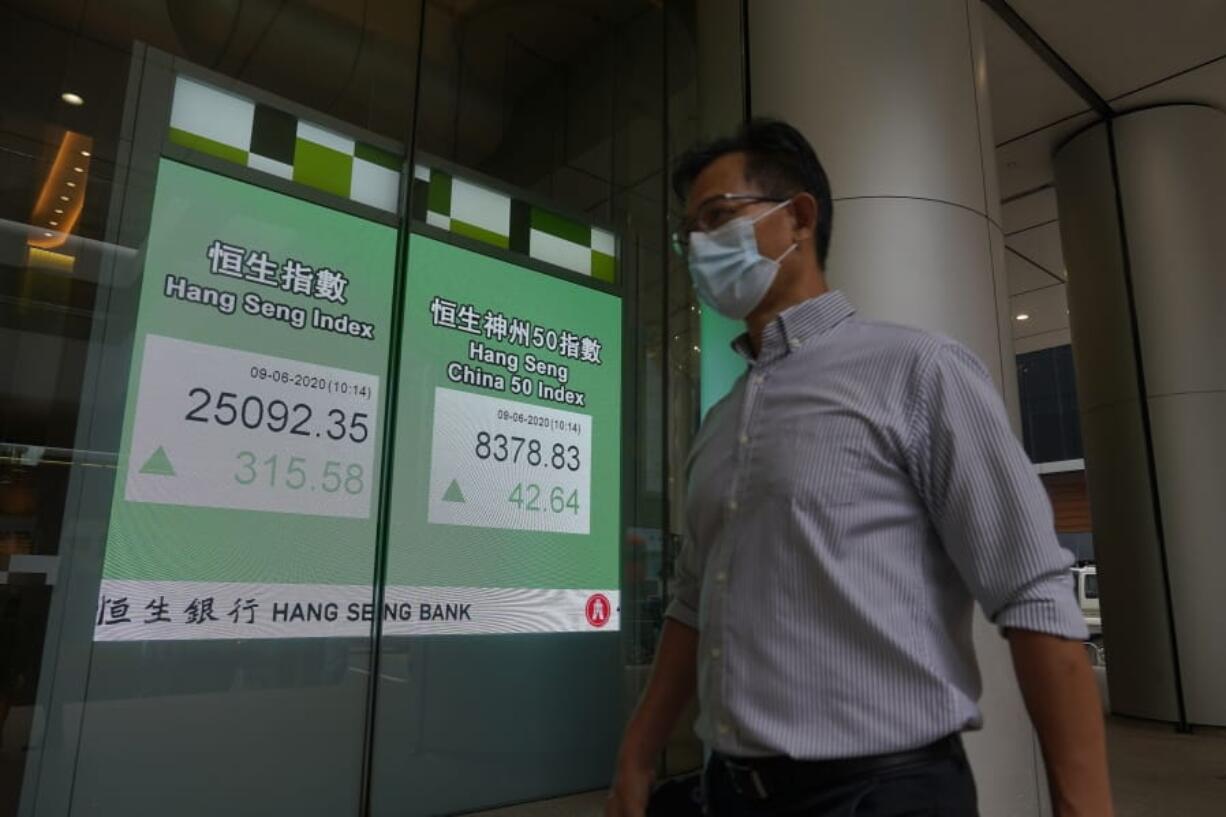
[905,342,1112,815]
[1009,630,1114,817]
[605,618,699,817]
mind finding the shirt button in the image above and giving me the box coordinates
[715,571,728,583]
[727,499,738,512]
[789,338,801,349]
[710,647,722,659]
[752,375,765,386]
[738,434,749,446]
[718,722,731,735]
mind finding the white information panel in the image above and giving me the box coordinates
[124,334,379,519]
[427,386,592,534]
[94,579,620,640]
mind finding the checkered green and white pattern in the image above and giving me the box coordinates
[168,76,400,213]
[167,75,617,282]
[412,165,616,283]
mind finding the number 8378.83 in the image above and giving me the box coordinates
[474,432,581,471]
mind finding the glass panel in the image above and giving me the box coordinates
[1,4,420,815]
[3,1,705,812]
[661,0,709,778]
[367,2,673,814]
[1085,573,1099,600]
[1054,344,1084,461]
[1016,344,1084,464]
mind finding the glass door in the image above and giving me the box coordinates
[1,2,699,814]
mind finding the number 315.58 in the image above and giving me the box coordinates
[234,452,365,495]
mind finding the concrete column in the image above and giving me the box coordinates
[747,2,1043,815]
[1054,105,1226,728]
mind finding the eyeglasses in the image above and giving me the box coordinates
[671,193,787,256]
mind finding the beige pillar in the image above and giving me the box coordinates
[748,2,1042,814]
[1055,105,1226,728]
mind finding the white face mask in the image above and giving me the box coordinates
[686,199,798,320]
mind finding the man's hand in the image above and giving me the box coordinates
[1009,629,1114,817]
[604,619,699,817]
[604,759,655,817]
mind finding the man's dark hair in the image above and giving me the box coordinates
[672,118,834,267]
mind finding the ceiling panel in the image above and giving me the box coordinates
[1011,282,1068,339]
[994,110,1097,198]
[1006,250,1060,296]
[982,7,1089,143]
[1014,326,1071,354]
[1008,0,1226,100]
[1002,186,1058,233]
[1007,220,1066,279]
[1114,53,1226,113]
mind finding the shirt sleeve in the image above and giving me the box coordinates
[665,523,703,630]
[906,342,1088,641]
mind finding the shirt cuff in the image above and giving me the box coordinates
[664,597,699,630]
[992,579,1090,641]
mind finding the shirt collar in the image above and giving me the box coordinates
[732,290,856,364]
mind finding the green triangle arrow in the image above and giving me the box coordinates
[442,479,466,503]
[139,446,176,476]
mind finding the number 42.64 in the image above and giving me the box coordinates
[507,483,580,514]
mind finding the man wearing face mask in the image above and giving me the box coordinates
[605,120,1113,817]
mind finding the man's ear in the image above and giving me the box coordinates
[789,192,819,244]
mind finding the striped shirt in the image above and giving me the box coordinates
[666,290,1087,759]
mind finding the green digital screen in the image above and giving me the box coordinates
[385,234,623,634]
[94,159,622,640]
[95,158,397,640]
[700,307,746,418]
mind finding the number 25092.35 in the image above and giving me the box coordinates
[185,387,369,444]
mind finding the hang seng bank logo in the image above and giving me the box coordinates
[585,593,611,628]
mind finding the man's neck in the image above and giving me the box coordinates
[746,276,829,356]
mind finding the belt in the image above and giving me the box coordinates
[714,734,964,801]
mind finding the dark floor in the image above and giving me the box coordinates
[6,702,1224,816]
[1106,717,1226,817]
[470,717,1226,816]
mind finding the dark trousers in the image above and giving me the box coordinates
[703,745,979,817]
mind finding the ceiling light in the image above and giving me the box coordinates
[43,231,54,237]
[1016,313,1030,321]
[60,194,70,201]
[54,208,63,214]
[49,220,58,226]
[61,92,84,106]
[73,166,84,173]
[66,181,76,188]
[80,150,91,157]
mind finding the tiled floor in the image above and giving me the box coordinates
[468,717,1226,816]
[6,682,1222,816]
[469,790,607,816]
[1107,717,1226,817]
